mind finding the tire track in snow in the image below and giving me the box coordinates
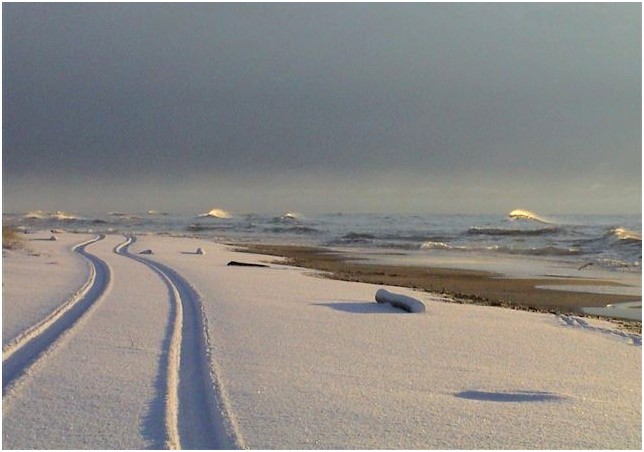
[2,235,111,396]
[116,236,239,450]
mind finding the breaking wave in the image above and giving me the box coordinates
[23,210,82,221]
[281,212,303,220]
[612,227,642,243]
[508,209,552,224]
[198,208,232,219]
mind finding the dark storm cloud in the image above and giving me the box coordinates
[2,3,641,213]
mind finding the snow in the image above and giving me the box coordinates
[3,235,169,449]
[135,235,642,449]
[2,231,94,346]
[2,233,641,449]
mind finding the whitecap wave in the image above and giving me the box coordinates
[23,210,48,219]
[282,212,303,220]
[23,210,81,221]
[198,208,232,219]
[508,209,551,224]
[52,211,80,220]
[612,227,642,243]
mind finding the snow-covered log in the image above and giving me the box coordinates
[375,288,426,313]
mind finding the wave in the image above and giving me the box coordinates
[146,210,169,216]
[508,209,552,224]
[504,246,583,256]
[420,241,465,250]
[331,232,378,244]
[420,240,582,256]
[23,210,82,221]
[188,224,226,232]
[270,212,306,224]
[268,226,320,235]
[282,212,303,220]
[579,227,643,249]
[23,210,48,219]
[612,227,642,243]
[468,226,558,236]
[198,208,232,219]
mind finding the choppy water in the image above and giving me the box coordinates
[4,209,641,274]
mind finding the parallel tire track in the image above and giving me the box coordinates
[2,235,111,396]
[116,236,239,450]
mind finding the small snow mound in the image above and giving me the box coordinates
[196,248,205,255]
[375,289,426,313]
[49,235,58,241]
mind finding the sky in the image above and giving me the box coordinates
[2,2,641,215]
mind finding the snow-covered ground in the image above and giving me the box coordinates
[2,233,641,449]
[2,231,93,346]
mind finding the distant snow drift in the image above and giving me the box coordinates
[375,289,426,313]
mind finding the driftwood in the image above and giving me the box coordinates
[227,261,269,268]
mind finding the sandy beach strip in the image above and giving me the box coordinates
[238,244,642,326]
[2,233,641,449]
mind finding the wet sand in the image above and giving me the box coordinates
[237,244,641,332]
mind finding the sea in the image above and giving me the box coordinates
[3,208,641,276]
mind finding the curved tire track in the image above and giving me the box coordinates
[116,236,239,450]
[2,235,111,396]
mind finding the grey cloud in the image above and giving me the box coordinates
[3,3,640,213]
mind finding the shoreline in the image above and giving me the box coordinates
[235,243,642,333]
